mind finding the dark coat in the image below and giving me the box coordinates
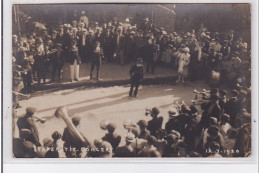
[129,64,144,82]
[143,43,159,62]
[225,97,239,126]
[147,117,163,136]
[68,48,81,65]
[102,133,121,151]
[91,47,104,64]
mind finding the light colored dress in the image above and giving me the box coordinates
[178,53,190,76]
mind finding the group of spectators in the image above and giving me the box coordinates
[12,9,251,158]
[14,85,251,158]
[12,10,250,94]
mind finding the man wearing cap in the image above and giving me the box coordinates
[147,107,163,136]
[102,123,121,152]
[90,41,104,81]
[165,107,180,134]
[142,18,151,34]
[129,58,144,98]
[17,107,41,146]
[137,120,150,140]
[114,133,136,157]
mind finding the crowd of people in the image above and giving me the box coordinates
[12,10,250,93]
[12,9,251,158]
[13,86,251,158]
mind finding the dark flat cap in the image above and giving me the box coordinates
[107,123,116,132]
[72,116,81,125]
[26,107,36,114]
[52,131,61,140]
[137,120,148,127]
[152,107,160,115]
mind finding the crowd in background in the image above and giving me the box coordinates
[12,10,250,94]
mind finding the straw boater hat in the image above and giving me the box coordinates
[183,47,190,53]
[168,107,178,117]
[125,132,135,143]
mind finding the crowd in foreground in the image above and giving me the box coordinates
[13,85,251,158]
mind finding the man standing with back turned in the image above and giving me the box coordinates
[129,58,144,98]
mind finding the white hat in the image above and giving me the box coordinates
[168,107,178,117]
[162,31,167,35]
[125,132,135,142]
[183,47,190,53]
[125,18,130,22]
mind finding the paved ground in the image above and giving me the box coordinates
[31,62,179,92]
[14,81,210,152]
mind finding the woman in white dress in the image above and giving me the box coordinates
[176,47,190,83]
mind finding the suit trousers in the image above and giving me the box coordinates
[70,59,79,80]
[90,63,100,79]
[129,80,140,97]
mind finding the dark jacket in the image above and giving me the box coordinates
[68,47,81,65]
[102,133,121,151]
[147,117,163,136]
[129,64,144,82]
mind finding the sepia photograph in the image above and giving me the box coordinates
[11,3,252,158]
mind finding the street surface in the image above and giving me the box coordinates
[14,81,210,149]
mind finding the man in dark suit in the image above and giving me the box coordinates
[114,133,136,157]
[129,58,144,98]
[103,29,115,62]
[90,41,103,80]
[143,36,159,74]
[225,90,240,127]
[114,27,126,65]
[86,30,95,63]
[51,43,65,82]
[77,29,88,63]
[147,107,163,136]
